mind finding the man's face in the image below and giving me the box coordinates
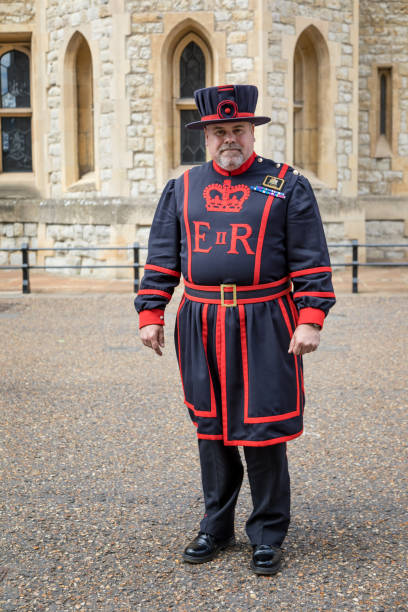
[204,122,255,171]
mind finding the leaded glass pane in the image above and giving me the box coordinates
[0,51,30,108]
[180,42,205,98]
[2,117,32,171]
[380,73,387,135]
[180,109,205,164]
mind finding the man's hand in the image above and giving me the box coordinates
[140,324,165,356]
[288,324,320,356]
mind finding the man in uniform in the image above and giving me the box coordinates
[135,85,335,575]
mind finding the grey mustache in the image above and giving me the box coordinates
[220,145,243,152]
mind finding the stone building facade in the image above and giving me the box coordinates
[0,0,407,276]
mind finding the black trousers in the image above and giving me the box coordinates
[198,439,290,547]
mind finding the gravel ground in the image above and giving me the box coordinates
[0,291,407,611]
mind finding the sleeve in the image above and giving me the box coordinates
[286,175,336,329]
[134,179,181,328]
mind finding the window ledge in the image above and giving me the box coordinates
[66,171,97,192]
[292,166,329,189]
[374,135,392,158]
[0,172,41,198]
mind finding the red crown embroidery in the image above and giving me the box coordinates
[203,180,250,213]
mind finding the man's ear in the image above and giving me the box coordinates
[204,127,208,145]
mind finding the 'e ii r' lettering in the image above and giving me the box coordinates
[216,231,227,245]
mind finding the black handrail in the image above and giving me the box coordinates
[0,241,407,294]
[0,242,146,294]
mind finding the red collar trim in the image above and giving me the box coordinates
[212,151,257,176]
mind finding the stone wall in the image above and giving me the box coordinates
[365,220,408,262]
[265,0,357,195]
[358,0,408,196]
[45,0,130,198]
[0,198,155,278]
[0,1,34,23]
[0,222,37,266]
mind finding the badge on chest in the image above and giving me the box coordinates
[263,175,285,191]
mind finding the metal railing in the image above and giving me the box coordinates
[0,240,407,294]
[329,240,408,293]
[0,243,146,294]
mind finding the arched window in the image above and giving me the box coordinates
[63,32,94,187]
[173,33,211,167]
[375,66,392,157]
[0,49,32,172]
[76,38,94,177]
[293,26,331,182]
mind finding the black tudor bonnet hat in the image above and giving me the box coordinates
[186,84,271,130]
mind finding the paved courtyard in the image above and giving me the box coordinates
[0,289,407,611]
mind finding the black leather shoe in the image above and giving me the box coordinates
[251,544,282,575]
[183,532,235,564]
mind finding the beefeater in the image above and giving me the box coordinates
[134,84,336,575]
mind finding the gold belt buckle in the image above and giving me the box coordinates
[220,283,237,307]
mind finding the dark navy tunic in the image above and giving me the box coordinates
[135,153,335,447]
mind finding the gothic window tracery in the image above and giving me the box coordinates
[173,34,211,167]
[0,49,32,172]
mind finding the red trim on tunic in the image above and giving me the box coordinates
[278,297,301,418]
[144,264,181,278]
[197,433,224,440]
[293,291,335,298]
[184,277,289,291]
[179,300,216,419]
[298,307,325,328]
[253,164,289,284]
[183,170,192,282]
[242,296,300,422]
[138,289,172,300]
[176,296,187,403]
[253,194,274,284]
[138,308,164,329]
[184,287,290,305]
[238,305,249,423]
[216,307,229,442]
[212,151,257,176]
[287,294,299,327]
[287,295,304,401]
[201,304,217,418]
[221,429,303,447]
[289,266,332,278]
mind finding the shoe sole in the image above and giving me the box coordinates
[182,538,235,564]
[250,559,282,576]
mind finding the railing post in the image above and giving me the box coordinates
[133,242,139,293]
[352,239,358,294]
[21,242,31,294]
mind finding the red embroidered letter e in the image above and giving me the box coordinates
[193,221,213,253]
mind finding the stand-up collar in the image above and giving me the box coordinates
[212,151,257,176]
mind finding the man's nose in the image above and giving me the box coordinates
[224,132,236,143]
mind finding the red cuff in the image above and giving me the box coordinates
[139,309,165,329]
[298,308,325,329]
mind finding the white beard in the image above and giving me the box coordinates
[216,149,244,171]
